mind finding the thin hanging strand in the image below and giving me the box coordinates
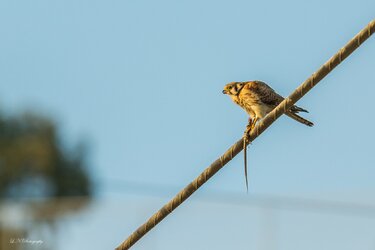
[243,138,248,193]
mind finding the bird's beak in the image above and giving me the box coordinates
[222,90,227,94]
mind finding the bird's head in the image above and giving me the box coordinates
[222,82,245,96]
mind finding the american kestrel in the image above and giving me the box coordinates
[223,80,313,191]
[223,80,313,128]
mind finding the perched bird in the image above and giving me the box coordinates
[223,80,313,191]
[223,80,314,128]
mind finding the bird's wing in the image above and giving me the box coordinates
[246,81,284,106]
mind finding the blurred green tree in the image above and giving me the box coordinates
[0,111,91,198]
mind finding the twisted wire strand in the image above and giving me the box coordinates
[116,19,375,250]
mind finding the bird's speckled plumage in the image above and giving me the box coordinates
[223,80,313,126]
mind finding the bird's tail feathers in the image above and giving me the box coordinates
[291,105,309,113]
[286,111,314,127]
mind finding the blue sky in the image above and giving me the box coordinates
[1,0,375,249]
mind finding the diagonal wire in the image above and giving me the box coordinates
[116,19,375,250]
